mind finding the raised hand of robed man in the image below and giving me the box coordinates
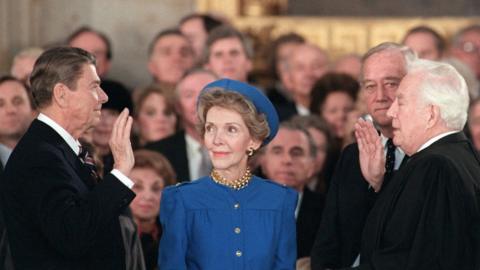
[355,118,385,192]
[109,108,134,176]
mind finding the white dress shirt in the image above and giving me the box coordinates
[37,113,134,188]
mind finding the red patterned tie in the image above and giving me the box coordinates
[79,145,99,182]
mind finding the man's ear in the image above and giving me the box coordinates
[52,83,69,108]
[426,104,441,129]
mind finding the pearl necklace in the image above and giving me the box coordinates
[210,167,252,190]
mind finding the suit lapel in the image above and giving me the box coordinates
[31,120,95,189]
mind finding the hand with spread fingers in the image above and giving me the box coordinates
[110,108,134,176]
[355,118,385,192]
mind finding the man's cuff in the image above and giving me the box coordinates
[111,169,134,189]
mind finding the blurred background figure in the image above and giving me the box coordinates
[146,69,217,182]
[0,75,36,171]
[91,81,133,174]
[0,75,36,269]
[333,54,362,80]
[468,97,480,151]
[449,24,480,82]
[133,84,178,148]
[203,25,253,82]
[147,29,195,87]
[401,25,446,60]
[273,43,330,121]
[290,115,339,195]
[10,47,44,84]
[266,33,306,109]
[259,121,324,265]
[179,13,225,65]
[309,72,359,148]
[129,150,176,270]
[68,26,113,78]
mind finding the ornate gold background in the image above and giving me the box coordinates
[196,0,480,59]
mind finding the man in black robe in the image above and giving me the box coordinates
[352,58,480,269]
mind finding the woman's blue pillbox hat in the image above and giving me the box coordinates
[199,78,279,145]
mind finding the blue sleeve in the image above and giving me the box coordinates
[274,188,298,270]
[158,186,188,270]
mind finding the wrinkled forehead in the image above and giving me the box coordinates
[362,51,407,81]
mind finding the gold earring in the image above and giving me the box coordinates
[246,147,254,157]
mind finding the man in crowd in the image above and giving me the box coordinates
[179,13,224,65]
[402,25,446,61]
[1,47,136,269]
[260,121,324,260]
[311,42,413,269]
[0,76,36,171]
[274,43,329,121]
[204,25,253,82]
[450,24,480,81]
[353,58,480,269]
[146,69,217,182]
[0,75,36,269]
[147,29,195,86]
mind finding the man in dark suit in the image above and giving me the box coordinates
[146,69,216,182]
[259,121,324,259]
[310,43,414,270]
[0,75,36,269]
[1,47,136,269]
[352,59,480,269]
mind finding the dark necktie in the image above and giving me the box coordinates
[385,138,396,175]
[79,146,99,183]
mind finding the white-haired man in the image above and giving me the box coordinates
[353,59,480,269]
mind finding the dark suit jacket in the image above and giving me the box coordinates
[0,120,135,269]
[297,187,325,259]
[267,87,299,122]
[310,143,373,270]
[355,132,480,270]
[146,130,190,182]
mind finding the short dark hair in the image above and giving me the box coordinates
[402,25,446,55]
[148,28,186,56]
[29,47,96,109]
[67,26,112,60]
[268,32,306,79]
[204,25,253,64]
[0,75,35,110]
[309,72,359,114]
[179,13,224,33]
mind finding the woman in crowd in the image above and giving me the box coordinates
[159,78,297,269]
[133,84,178,147]
[309,72,359,148]
[129,150,176,270]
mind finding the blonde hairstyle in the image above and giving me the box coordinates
[196,88,269,144]
[133,150,177,186]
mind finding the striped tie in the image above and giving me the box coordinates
[79,146,100,182]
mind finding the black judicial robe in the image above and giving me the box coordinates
[349,132,480,270]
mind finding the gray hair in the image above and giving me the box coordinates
[360,42,417,82]
[409,59,470,130]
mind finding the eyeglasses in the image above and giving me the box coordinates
[459,41,480,55]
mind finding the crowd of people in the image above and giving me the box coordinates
[1,11,480,270]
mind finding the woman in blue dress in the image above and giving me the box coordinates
[158,78,298,270]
